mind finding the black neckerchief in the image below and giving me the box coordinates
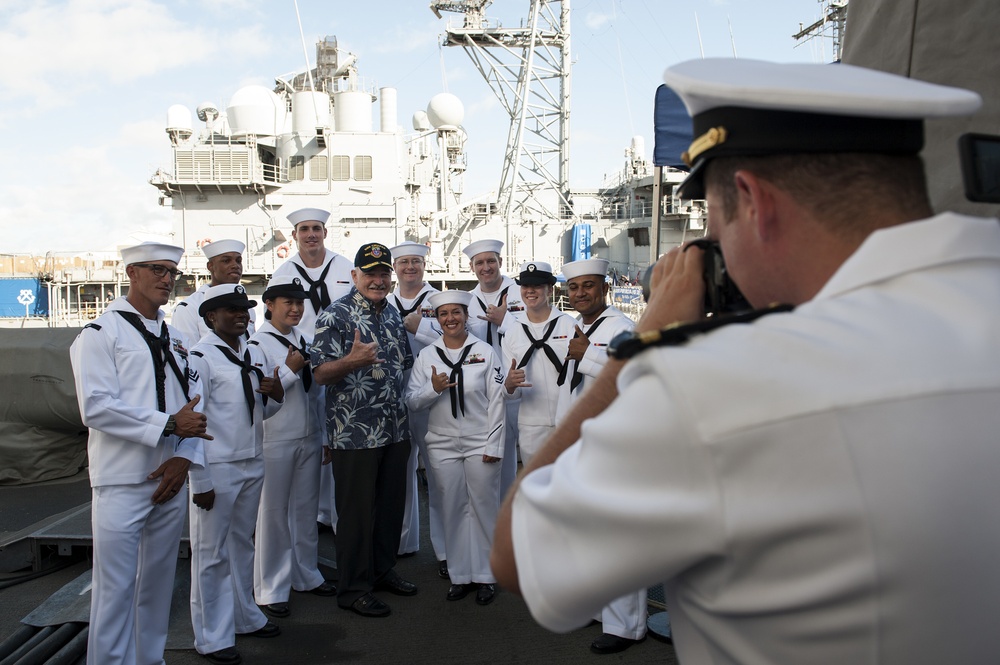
[569,315,608,392]
[116,311,190,412]
[264,331,312,392]
[434,343,474,418]
[214,344,264,424]
[475,285,510,346]
[518,318,568,385]
[393,291,430,318]
[293,258,333,314]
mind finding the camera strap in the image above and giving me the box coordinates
[608,303,795,360]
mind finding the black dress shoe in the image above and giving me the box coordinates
[446,583,474,601]
[348,592,391,617]
[243,621,281,638]
[397,550,417,558]
[260,602,289,618]
[307,580,337,596]
[590,633,646,654]
[203,646,242,665]
[475,583,497,606]
[375,569,418,596]
[437,560,449,579]
[317,521,333,534]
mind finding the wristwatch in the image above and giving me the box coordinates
[163,415,177,437]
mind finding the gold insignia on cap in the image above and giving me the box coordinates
[682,126,728,167]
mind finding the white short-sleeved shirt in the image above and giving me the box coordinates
[513,213,1000,664]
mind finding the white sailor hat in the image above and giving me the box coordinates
[199,283,257,316]
[120,241,184,266]
[515,261,556,286]
[428,290,474,311]
[390,241,430,259]
[663,58,983,199]
[201,239,246,259]
[262,275,308,302]
[462,239,504,260]
[286,208,331,227]
[561,258,610,281]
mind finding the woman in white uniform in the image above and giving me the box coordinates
[501,262,577,464]
[405,290,506,605]
[188,284,285,665]
[251,275,336,621]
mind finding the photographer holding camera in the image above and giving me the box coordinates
[491,59,1000,664]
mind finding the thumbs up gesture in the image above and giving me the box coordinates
[504,358,531,394]
[172,394,213,440]
[566,325,589,362]
[346,328,383,369]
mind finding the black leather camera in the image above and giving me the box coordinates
[640,238,751,316]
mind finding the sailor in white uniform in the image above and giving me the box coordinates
[187,284,285,665]
[70,241,210,665]
[251,276,336,622]
[462,238,523,496]
[171,238,256,347]
[560,258,646,655]
[501,261,576,465]
[271,208,354,534]
[387,241,445,564]
[493,59,1000,665]
[405,290,505,606]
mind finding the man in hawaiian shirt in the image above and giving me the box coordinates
[311,242,419,618]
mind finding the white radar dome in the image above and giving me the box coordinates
[426,93,464,129]
[412,110,431,131]
[166,104,193,134]
[227,85,285,137]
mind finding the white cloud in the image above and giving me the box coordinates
[585,11,612,31]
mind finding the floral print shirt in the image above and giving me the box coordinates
[311,288,413,450]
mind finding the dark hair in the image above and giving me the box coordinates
[705,153,932,240]
[435,304,469,317]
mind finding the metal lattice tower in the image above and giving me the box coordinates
[431,0,573,243]
[793,1,848,62]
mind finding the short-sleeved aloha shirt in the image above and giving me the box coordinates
[311,288,413,450]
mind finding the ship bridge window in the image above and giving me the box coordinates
[289,156,305,181]
[627,227,650,246]
[354,155,373,181]
[310,155,328,181]
[332,155,350,181]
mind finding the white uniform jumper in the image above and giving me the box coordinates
[562,305,647,642]
[171,283,256,348]
[70,297,205,665]
[250,321,327,605]
[467,275,522,494]
[272,249,353,530]
[512,214,1000,663]
[501,306,576,464]
[406,336,506,584]
[388,284,444,558]
[188,334,282,656]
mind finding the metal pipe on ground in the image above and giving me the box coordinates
[13,622,84,665]
[0,625,54,665]
[44,625,88,665]
[0,625,35,661]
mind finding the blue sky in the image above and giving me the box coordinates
[0,0,834,254]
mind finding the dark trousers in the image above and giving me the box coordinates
[330,439,411,606]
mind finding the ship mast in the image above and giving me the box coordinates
[430,0,574,257]
[793,0,848,62]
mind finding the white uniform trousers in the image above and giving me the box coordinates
[254,432,324,604]
[399,407,448,559]
[500,400,520,496]
[597,590,649,640]
[425,431,501,584]
[517,423,555,468]
[190,457,267,655]
[87,481,188,665]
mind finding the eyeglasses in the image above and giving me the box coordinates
[133,263,184,279]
